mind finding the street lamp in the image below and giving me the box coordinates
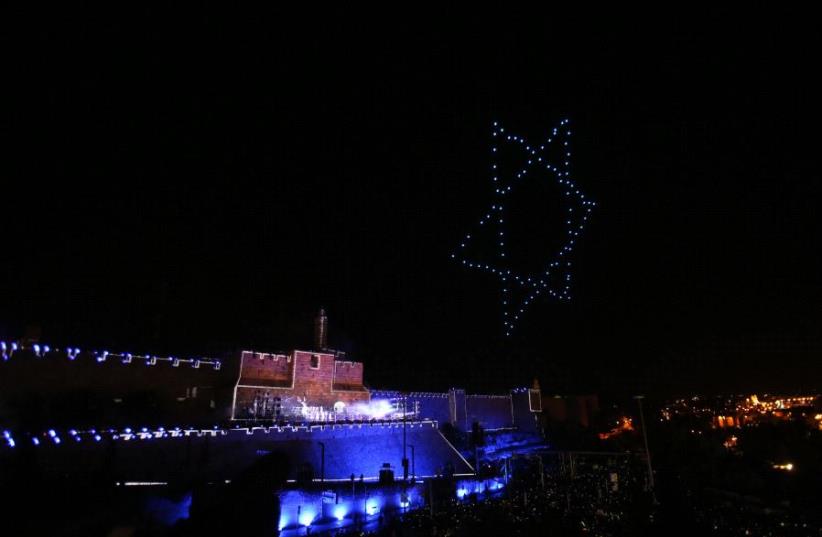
[408,444,415,481]
[402,393,409,481]
[633,395,655,493]
[318,441,325,486]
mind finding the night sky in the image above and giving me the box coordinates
[4,9,821,396]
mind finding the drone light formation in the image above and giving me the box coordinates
[452,119,596,336]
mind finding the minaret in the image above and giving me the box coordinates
[314,308,328,350]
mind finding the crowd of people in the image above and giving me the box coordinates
[680,487,821,537]
[314,454,654,537]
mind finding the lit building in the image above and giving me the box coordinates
[230,349,370,422]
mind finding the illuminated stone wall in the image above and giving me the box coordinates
[0,421,473,483]
[372,388,542,434]
[369,390,452,426]
[0,346,234,427]
[333,361,365,390]
[232,349,369,420]
[236,351,293,387]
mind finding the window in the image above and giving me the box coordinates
[310,354,320,369]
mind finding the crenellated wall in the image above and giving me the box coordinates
[371,388,541,433]
[237,351,293,387]
[231,349,369,420]
[291,350,335,399]
[0,421,474,484]
[369,390,452,426]
[333,361,364,390]
[0,340,542,435]
[0,345,234,427]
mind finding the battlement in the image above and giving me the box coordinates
[1,339,539,434]
[237,351,294,388]
[0,420,474,484]
[0,340,222,370]
[235,350,365,391]
[333,360,365,391]
[368,387,542,433]
[231,349,369,421]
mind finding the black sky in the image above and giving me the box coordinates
[3,8,821,395]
